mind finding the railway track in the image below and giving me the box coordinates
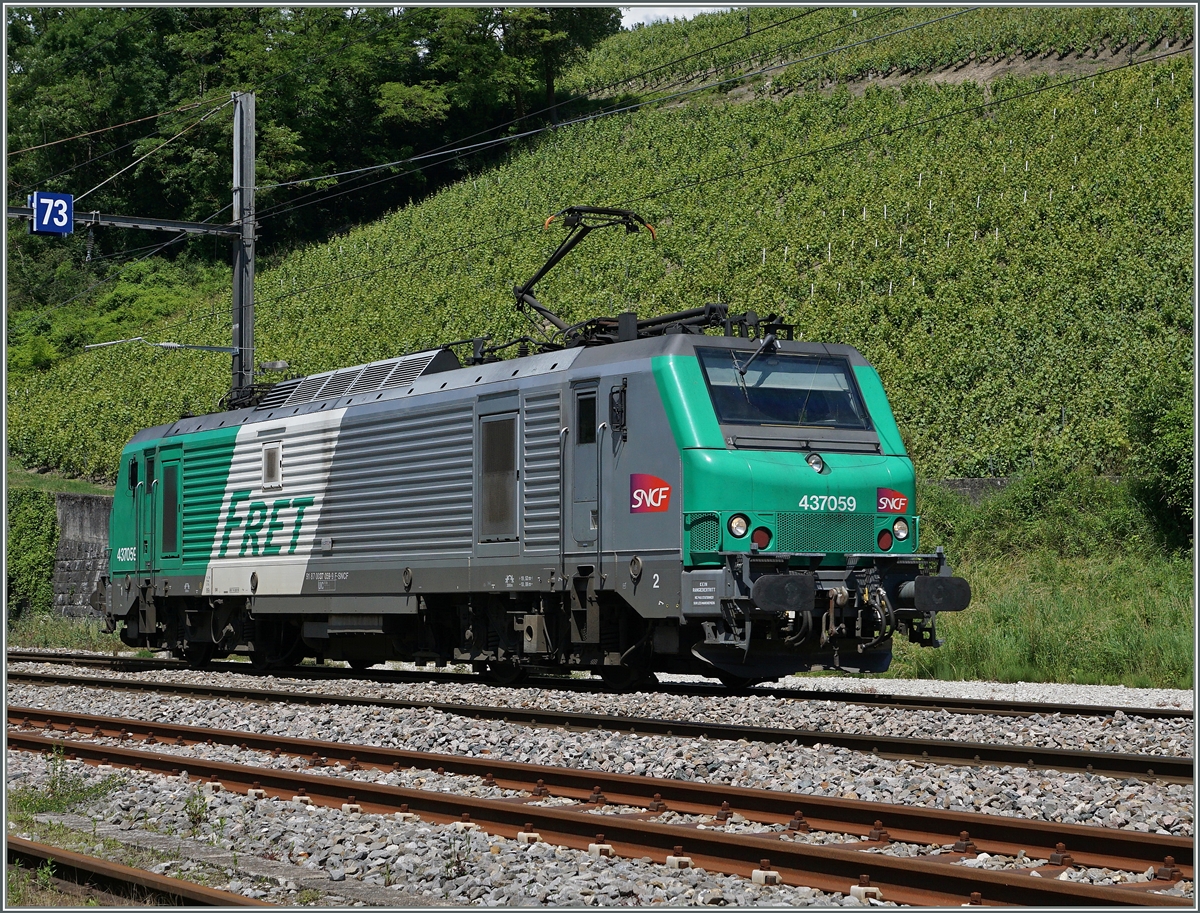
[8,649,1192,720]
[6,835,271,906]
[7,713,1192,907]
[9,670,1193,782]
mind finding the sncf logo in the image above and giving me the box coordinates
[877,487,909,514]
[630,474,672,513]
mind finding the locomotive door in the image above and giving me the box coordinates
[571,386,599,546]
[476,404,521,559]
[154,445,183,575]
[136,452,156,580]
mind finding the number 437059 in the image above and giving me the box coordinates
[798,495,856,511]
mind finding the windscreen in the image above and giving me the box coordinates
[696,347,873,430]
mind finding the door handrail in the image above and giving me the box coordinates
[596,422,608,586]
[558,426,569,584]
[148,478,158,580]
[133,480,144,574]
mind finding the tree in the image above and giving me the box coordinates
[1127,362,1193,547]
[499,8,622,121]
[5,6,624,372]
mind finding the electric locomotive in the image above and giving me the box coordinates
[96,208,970,687]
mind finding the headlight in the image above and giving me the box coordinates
[728,515,749,537]
[892,518,909,540]
[806,452,825,473]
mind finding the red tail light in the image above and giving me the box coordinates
[751,527,772,550]
[877,529,894,551]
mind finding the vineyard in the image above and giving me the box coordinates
[6,38,1193,496]
[562,6,1193,97]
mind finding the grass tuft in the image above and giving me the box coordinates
[7,612,124,652]
[7,747,126,823]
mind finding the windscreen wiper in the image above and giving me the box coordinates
[737,332,778,376]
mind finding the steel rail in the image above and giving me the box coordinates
[9,706,1193,873]
[7,732,1190,908]
[8,649,1192,720]
[6,835,273,906]
[8,670,1193,783]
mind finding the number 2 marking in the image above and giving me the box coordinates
[652,573,660,588]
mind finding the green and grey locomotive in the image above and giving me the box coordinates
[96,208,970,687]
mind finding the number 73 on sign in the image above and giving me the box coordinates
[28,192,73,236]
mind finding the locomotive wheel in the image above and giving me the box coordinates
[347,659,376,671]
[249,649,272,671]
[277,631,306,668]
[716,672,763,691]
[485,660,527,685]
[250,619,305,670]
[599,665,655,692]
[183,642,215,670]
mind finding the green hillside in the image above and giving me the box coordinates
[7,11,1193,496]
[565,6,1192,96]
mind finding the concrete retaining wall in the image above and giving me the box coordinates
[935,477,1013,504]
[52,494,111,618]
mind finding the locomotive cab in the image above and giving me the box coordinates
[649,334,971,684]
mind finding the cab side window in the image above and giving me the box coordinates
[262,442,283,490]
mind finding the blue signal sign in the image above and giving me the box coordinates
[28,192,74,236]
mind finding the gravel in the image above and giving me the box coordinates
[363,658,1194,712]
[9,659,1193,759]
[9,681,1194,838]
[658,671,1193,712]
[6,750,873,907]
[11,648,1193,711]
[8,656,1194,905]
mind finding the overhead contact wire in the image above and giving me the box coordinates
[254,8,970,224]
[265,46,1187,309]
[8,100,216,157]
[10,231,195,332]
[13,15,395,337]
[253,10,820,196]
[73,98,234,205]
[12,198,236,335]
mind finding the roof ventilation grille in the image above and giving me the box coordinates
[255,378,301,410]
[260,348,459,410]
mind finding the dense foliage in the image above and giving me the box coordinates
[6,489,59,621]
[898,472,1192,687]
[7,257,226,373]
[10,58,1191,505]
[1126,360,1194,544]
[918,468,1170,560]
[6,7,619,369]
[7,7,620,238]
[890,550,1193,688]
